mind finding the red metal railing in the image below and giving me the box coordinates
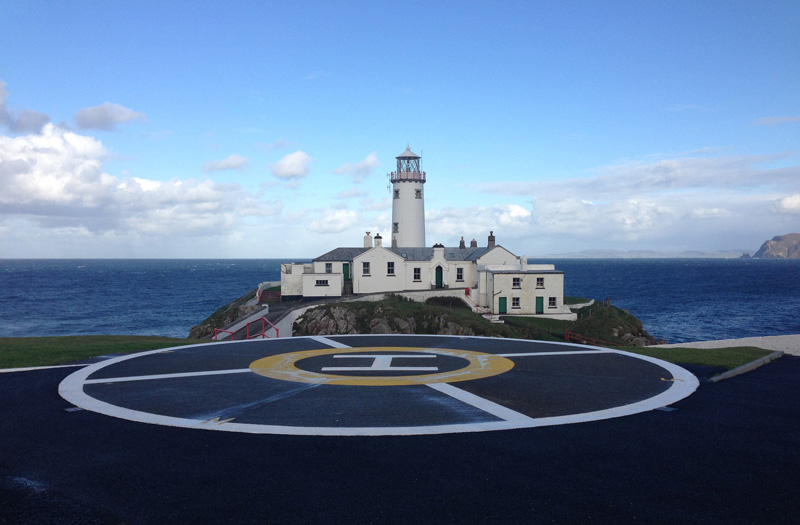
[564,329,620,348]
[212,316,279,341]
[258,290,282,302]
[390,171,426,183]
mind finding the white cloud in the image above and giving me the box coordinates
[689,207,731,219]
[0,80,50,134]
[272,150,311,179]
[256,139,289,152]
[774,194,800,214]
[203,154,249,172]
[334,152,380,182]
[308,209,358,234]
[754,115,800,126]
[336,188,368,199]
[0,124,281,245]
[73,102,146,131]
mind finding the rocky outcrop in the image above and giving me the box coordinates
[293,305,476,337]
[188,290,259,339]
[753,233,800,259]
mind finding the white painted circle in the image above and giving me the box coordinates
[58,336,699,436]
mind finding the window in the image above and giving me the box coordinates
[512,297,520,309]
[394,190,399,199]
[549,297,557,308]
[387,261,395,275]
[362,262,370,276]
[512,277,521,289]
[456,267,464,282]
[536,277,544,288]
[415,189,422,199]
[325,263,332,274]
[413,267,421,281]
[315,279,329,286]
[393,222,399,233]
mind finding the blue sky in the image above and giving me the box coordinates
[1,1,798,258]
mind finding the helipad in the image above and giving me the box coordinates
[59,335,698,436]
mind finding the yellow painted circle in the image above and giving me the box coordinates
[249,347,515,386]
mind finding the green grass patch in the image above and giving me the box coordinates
[0,336,195,369]
[620,346,773,370]
[564,296,591,304]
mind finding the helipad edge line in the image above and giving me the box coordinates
[497,350,615,357]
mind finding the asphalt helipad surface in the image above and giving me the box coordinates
[3,335,799,523]
[58,335,698,436]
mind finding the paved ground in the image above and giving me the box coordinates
[1,337,799,523]
[659,333,800,356]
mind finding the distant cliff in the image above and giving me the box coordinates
[753,233,800,259]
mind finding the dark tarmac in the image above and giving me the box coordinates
[1,336,799,523]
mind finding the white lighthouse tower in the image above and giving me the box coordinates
[390,146,426,248]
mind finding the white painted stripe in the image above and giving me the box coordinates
[498,350,614,357]
[426,382,537,423]
[84,368,252,384]
[0,364,87,374]
[308,336,352,348]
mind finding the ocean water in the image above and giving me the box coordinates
[1,258,798,343]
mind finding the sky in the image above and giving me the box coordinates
[1,1,799,259]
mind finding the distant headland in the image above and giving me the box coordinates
[747,233,800,259]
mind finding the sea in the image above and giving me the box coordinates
[1,258,799,344]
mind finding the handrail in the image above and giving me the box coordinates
[564,329,621,348]
[212,316,279,341]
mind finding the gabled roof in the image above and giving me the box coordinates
[313,247,370,262]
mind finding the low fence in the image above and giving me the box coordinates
[213,316,279,341]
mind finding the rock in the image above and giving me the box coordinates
[369,317,393,334]
[753,233,800,259]
[394,317,416,333]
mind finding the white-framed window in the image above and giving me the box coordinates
[415,189,422,199]
[387,261,395,275]
[536,277,545,288]
[549,297,557,308]
[394,190,399,199]
[362,262,370,276]
[325,263,332,274]
[413,267,421,281]
[512,277,521,289]
[456,267,464,282]
[315,279,329,286]
[512,297,520,309]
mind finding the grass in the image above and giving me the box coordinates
[620,346,773,371]
[0,336,196,369]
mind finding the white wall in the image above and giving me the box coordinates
[353,247,406,294]
[302,273,343,297]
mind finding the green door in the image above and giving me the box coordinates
[435,266,443,288]
[343,263,350,281]
[536,296,544,314]
[499,297,507,314]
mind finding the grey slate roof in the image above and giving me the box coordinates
[313,247,370,262]
[312,245,494,263]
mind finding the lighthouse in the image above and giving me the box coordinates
[390,146,426,247]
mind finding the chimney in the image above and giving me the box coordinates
[459,236,466,249]
[392,235,398,249]
[374,233,383,248]
[364,232,372,248]
[470,238,478,248]
[488,231,496,248]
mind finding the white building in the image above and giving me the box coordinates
[280,147,574,319]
